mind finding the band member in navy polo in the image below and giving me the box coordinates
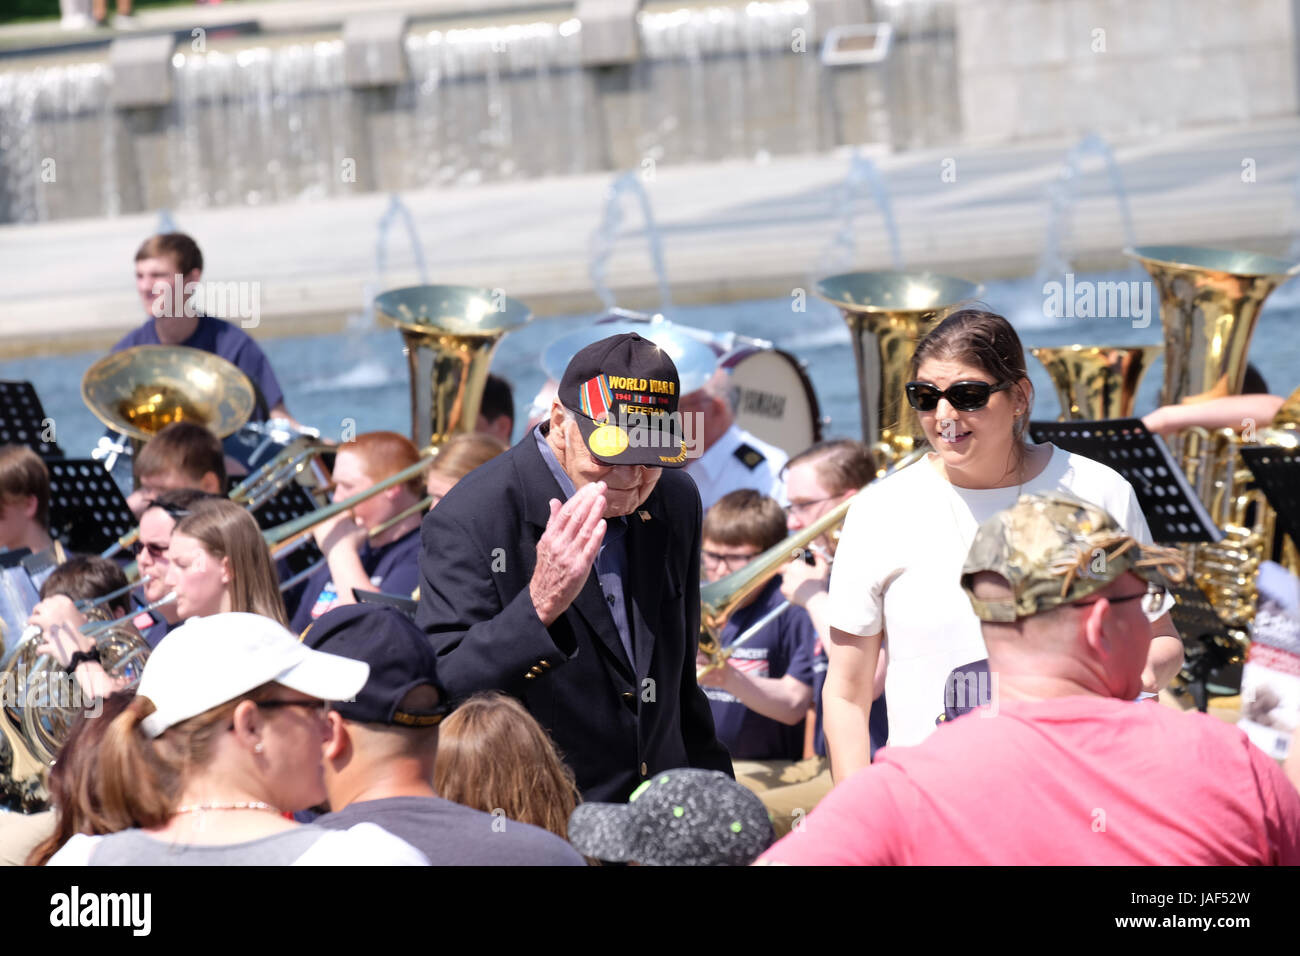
[417,332,732,802]
[111,232,293,423]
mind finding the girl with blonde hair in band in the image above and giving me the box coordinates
[821,309,1183,778]
[424,433,508,509]
[166,496,288,626]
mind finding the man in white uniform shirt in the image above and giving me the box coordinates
[680,368,788,511]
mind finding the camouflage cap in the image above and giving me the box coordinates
[960,491,1186,622]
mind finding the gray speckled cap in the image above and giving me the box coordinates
[567,769,774,866]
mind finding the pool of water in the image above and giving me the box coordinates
[5,268,1299,459]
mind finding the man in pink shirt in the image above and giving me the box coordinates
[758,492,1300,865]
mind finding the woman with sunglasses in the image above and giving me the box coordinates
[165,496,289,627]
[821,309,1183,778]
[45,613,427,865]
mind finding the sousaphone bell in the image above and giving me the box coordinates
[81,345,256,442]
[816,271,981,471]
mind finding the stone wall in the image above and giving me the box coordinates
[955,0,1297,143]
[0,1,966,222]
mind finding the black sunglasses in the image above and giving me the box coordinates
[905,380,1013,413]
[130,540,169,560]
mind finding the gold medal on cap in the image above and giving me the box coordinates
[589,424,630,457]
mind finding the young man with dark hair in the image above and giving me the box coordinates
[112,233,293,423]
[0,444,54,556]
[126,421,226,517]
[476,373,515,445]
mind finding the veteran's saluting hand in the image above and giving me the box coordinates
[530,481,607,626]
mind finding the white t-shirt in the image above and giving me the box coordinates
[827,444,1162,748]
[47,822,429,866]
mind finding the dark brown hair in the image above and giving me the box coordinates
[0,444,50,529]
[135,233,203,277]
[28,691,136,866]
[134,422,226,490]
[480,373,515,428]
[171,497,288,625]
[142,487,219,521]
[910,308,1034,459]
[433,691,580,842]
[40,555,132,617]
[702,489,787,551]
[785,439,875,496]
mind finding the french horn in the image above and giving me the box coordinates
[0,603,155,810]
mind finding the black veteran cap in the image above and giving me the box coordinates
[301,604,449,727]
[558,332,689,468]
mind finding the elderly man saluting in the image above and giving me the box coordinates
[416,333,732,802]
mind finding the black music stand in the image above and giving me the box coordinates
[1028,418,1221,544]
[1031,418,1237,711]
[355,588,418,618]
[251,482,324,577]
[1164,580,1242,712]
[46,459,136,555]
[0,380,61,458]
[1240,443,1300,557]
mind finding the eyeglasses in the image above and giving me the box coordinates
[1071,585,1166,615]
[905,380,1012,413]
[130,540,169,560]
[255,699,332,718]
[783,496,836,520]
[701,549,761,572]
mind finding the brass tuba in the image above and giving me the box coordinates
[1029,344,1163,421]
[374,285,533,449]
[82,345,256,442]
[266,285,533,566]
[815,272,981,471]
[1126,245,1300,660]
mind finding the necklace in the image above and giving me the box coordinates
[174,801,283,815]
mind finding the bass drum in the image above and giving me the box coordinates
[722,347,824,458]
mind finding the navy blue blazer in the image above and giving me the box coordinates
[415,430,733,802]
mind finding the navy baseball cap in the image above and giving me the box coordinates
[301,603,448,727]
[557,332,689,468]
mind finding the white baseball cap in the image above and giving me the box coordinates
[137,613,370,739]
